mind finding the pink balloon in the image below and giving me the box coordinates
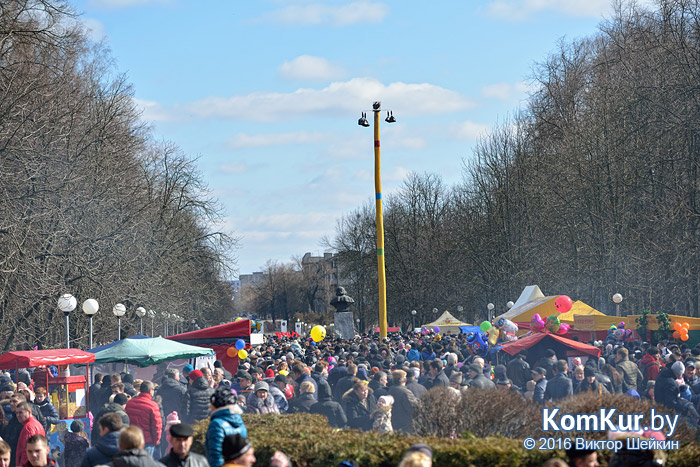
[557,323,570,334]
[555,295,573,313]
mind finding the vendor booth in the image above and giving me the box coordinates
[91,337,214,367]
[423,311,471,335]
[499,332,601,369]
[0,349,95,463]
[169,319,262,374]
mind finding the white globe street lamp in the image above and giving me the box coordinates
[148,309,156,336]
[506,301,514,309]
[411,309,417,331]
[612,293,623,317]
[135,307,146,334]
[82,299,99,349]
[487,302,495,321]
[112,303,126,340]
[58,294,77,348]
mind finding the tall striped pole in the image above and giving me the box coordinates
[373,105,388,339]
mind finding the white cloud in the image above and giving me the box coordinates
[227,131,327,149]
[449,121,491,141]
[481,81,531,100]
[220,162,249,174]
[262,1,389,26]
[486,0,612,20]
[88,0,173,7]
[187,77,474,121]
[81,18,107,42]
[132,98,175,122]
[278,55,345,81]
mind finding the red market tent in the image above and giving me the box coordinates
[0,349,95,370]
[500,332,601,362]
[168,320,253,375]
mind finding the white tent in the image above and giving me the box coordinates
[423,311,471,335]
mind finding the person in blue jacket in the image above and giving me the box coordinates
[205,386,247,467]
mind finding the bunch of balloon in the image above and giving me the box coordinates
[673,322,690,341]
[480,320,499,346]
[310,325,326,343]
[466,331,489,357]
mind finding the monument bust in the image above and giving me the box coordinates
[330,286,354,313]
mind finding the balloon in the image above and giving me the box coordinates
[235,339,245,351]
[467,331,489,357]
[625,329,633,337]
[504,332,517,342]
[673,322,682,332]
[555,295,573,313]
[480,321,492,332]
[610,324,617,330]
[546,315,561,333]
[682,322,690,330]
[488,328,499,346]
[502,319,518,335]
[433,326,440,333]
[310,325,326,343]
[496,317,505,328]
[226,347,237,358]
[238,349,248,359]
[234,317,243,322]
[557,323,570,334]
[673,330,681,339]
[613,329,623,340]
[682,333,689,341]
[531,313,545,332]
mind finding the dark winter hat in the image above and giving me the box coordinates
[114,393,129,405]
[170,423,193,438]
[188,369,204,381]
[467,363,482,374]
[122,373,134,384]
[544,349,556,358]
[254,381,269,392]
[70,420,84,433]
[405,443,433,459]
[274,374,288,385]
[584,367,595,378]
[213,360,224,368]
[531,367,546,376]
[222,434,252,461]
[210,386,237,408]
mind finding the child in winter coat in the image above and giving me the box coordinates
[371,395,394,434]
[164,411,181,452]
[523,380,536,401]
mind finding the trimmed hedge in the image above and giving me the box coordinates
[194,413,554,466]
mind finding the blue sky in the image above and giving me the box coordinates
[69,0,624,277]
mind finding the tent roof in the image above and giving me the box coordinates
[169,320,251,347]
[512,285,545,309]
[88,334,151,354]
[92,337,213,367]
[0,349,95,370]
[500,332,601,358]
[497,296,605,325]
[424,311,470,327]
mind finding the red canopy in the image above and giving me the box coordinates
[0,349,95,370]
[500,332,601,358]
[168,320,253,375]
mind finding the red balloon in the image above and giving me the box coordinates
[555,295,573,313]
[673,330,681,339]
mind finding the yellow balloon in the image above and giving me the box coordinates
[238,349,248,359]
[310,325,326,342]
[488,328,499,347]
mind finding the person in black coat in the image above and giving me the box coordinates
[182,370,214,424]
[506,350,531,389]
[368,372,389,399]
[310,380,346,428]
[121,373,139,398]
[88,373,104,418]
[342,379,376,432]
[544,360,573,402]
[539,349,558,380]
[288,381,316,414]
[90,394,130,442]
[655,362,683,410]
[157,369,187,419]
[425,360,449,390]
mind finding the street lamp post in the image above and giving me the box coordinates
[135,307,146,334]
[356,318,360,334]
[163,312,170,336]
[613,293,623,317]
[411,309,417,331]
[112,303,126,340]
[82,299,99,349]
[358,101,396,339]
[148,309,156,336]
[58,294,77,348]
[487,303,495,322]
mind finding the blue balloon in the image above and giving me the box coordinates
[235,339,245,350]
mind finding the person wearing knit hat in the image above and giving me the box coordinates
[246,381,279,414]
[655,359,684,410]
[221,434,254,467]
[183,369,214,425]
[206,387,247,467]
[188,369,204,382]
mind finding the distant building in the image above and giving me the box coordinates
[239,271,266,287]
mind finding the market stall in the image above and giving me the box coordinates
[423,311,471,335]
[0,349,95,459]
[91,336,214,367]
[499,332,601,368]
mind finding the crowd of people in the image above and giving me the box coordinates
[0,330,696,466]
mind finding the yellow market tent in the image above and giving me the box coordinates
[423,311,471,335]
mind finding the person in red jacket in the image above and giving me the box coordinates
[124,381,162,456]
[15,402,45,467]
[640,348,662,382]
